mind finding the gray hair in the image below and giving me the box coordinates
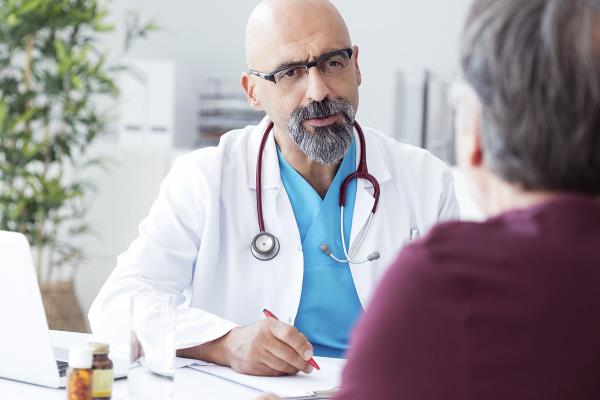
[461,0,600,194]
[288,98,355,166]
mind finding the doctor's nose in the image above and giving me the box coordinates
[304,67,331,103]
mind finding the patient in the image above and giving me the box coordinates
[260,0,600,398]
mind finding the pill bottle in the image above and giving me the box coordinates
[67,347,93,400]
[89,342,113,400]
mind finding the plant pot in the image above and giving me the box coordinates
[40,281,88,333]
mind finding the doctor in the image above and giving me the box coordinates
[89,0,458,376]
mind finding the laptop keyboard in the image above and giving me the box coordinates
[56,360,69,377]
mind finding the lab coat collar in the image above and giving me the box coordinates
[349,124,392,250]
[353,126,391,189]
[246,116,392,191]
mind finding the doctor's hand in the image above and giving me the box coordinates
[180,318,314,376]
[223,318,315,376]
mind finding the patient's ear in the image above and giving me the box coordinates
[241,73,263,111]
[457,95,490,215]
[455,91,483,169]
[469,117,483,168]
[465,91,484,168]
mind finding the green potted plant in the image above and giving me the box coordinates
[0,0,156,332]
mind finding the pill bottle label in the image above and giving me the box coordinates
[92,369,113,398]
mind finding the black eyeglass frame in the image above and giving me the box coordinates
[249,47,354,84]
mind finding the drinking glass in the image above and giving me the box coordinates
[128,292,177,400]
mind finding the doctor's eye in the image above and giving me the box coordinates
[320,54,350,74]
[325,57,345,68]
[275,67,306,83]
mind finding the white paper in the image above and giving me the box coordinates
[174,357,213,369]
[188,357,341,398]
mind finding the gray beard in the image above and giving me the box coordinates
[287,98,356,166]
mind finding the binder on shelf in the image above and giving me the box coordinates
[197,78,265,147]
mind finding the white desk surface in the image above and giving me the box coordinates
[0,330,345,399]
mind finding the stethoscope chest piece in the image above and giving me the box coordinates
[251,232,280,261]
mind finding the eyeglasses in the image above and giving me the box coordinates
[249,48,354,86]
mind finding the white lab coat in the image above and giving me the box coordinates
[88,116,459,352]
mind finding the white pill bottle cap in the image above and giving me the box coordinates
[68,347,92,369]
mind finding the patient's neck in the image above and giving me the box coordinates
[482,175,570,217]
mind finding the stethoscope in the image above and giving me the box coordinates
[251,120,381,264]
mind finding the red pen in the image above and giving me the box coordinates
[262,308,321,371]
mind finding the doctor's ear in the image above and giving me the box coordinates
[352,45,362,86]
[241,73,264,111]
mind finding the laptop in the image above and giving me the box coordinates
[0,230,128,388]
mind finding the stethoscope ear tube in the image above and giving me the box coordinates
[320,209,380,265]
[251,121,279,261]
[255,121,274,234]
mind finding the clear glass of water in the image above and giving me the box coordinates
[129,292,177,400]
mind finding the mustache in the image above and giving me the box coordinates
[287,97,356,166]
[291,98,355,122]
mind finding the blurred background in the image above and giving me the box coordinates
[0,0,482,331]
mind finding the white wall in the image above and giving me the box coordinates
[77,1,475,318]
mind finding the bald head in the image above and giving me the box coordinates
[241,0,361,154]
[245,0,351,70]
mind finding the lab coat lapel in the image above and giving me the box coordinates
[274,185,301,244]
[247,117,301,243]
[348,126,391,257]
[247,116,279,191]
[348,181,376,257]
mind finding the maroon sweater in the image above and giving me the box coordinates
[335,195,600,400]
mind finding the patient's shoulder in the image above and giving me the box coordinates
[383,219,504,288]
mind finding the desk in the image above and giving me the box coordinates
[0,330,345,399]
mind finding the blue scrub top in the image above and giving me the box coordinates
[277,140,363,358]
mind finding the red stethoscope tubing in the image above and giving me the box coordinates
[255,120,380,234]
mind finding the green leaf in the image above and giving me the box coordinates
[6,13,19,29]
[15,0,40,16]
[71,75,82,90]
[92,22,115,32]
[54,38,71,71]
[0,100,8,126]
